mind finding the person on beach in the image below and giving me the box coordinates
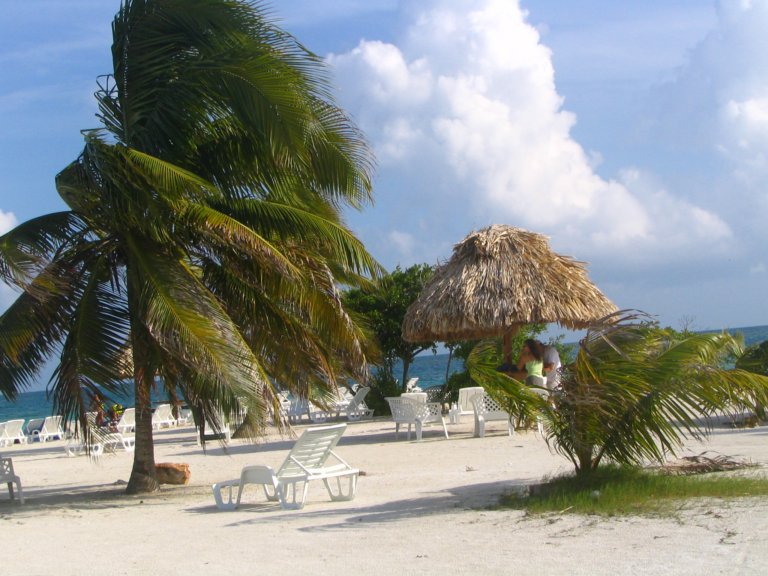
[89,393,107,427]
[539,341,562,390]
[499,339,544,384]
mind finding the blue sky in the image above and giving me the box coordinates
[2,0,767,345]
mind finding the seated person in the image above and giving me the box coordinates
[500,339,545,384]
[90,393,107,427]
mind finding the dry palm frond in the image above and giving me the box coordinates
[653,451,757,475]
[402,224,617,342]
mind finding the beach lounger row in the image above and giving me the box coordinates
[287,386,375,424]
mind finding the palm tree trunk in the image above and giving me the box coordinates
[126,369,159,494]
[126,320,159,494]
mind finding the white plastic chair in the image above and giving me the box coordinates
[343,386,375,421]
[1,457,24,504]
[0,419,28,447]
[471,392,514,438]
[287,398,311,424]
[385,397,448,441]
[32,416,65,442]
[24,418,45,438]
[212,423,359,510]
[456,387,485,423]
[64,432,135,458]
[151,404,177,429]
[115,408,136,434]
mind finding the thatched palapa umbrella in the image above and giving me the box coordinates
[402,225,617,363]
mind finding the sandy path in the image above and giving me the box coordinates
[2,417,767,575]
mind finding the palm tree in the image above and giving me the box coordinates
[467,311,768,478]
[0,0,380,493]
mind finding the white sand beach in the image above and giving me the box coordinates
[2,416,767,575]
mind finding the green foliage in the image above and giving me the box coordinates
[501,465,768,516]
[736,339,768,417]
[0,0,380,492]
[469,311,768,478]
[737,340,768,376]
[364,369,401,416]
[343,263,436,390]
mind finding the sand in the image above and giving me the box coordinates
[2,416,767,575]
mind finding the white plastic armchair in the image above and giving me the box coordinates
[1,457,24,504]
[456,387,485,423]
[471,392,514,438]
[385,397,448,441]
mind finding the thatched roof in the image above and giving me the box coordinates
[402,225,618,342]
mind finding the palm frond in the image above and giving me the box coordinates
[124,233,267,406]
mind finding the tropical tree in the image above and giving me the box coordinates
[343,264,436,391]
[467,311,768,478]
[736,339,768,418]
[0,0,380,493]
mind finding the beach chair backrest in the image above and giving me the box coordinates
[458,387,484,413]
[346,387,370,411]
[472,392,507,418]
[42,415,62,433]
[25,418,45,436]
[277,423,347,479]
[0,457,17,482]
[386,397,418,421]
[3,420,25,442]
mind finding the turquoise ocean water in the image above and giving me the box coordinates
[3,324,766,424]
[0,352,464,423]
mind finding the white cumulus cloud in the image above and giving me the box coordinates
[329,0,730,267]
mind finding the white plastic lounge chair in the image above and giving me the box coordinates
[287,397,311,424]
[64,439,105,459]
[64,432,135,458]
[115,408,136,434]
[331,387,355,413]
[212,423,359,510]
[25,418,45,438]
[471,392,513,438]
[308,388,355,422]
[196,411,233,445]
[1,457,24,504]
[309,401,333,424]
[0,419,28,447]
[385,397,448,441]
[405,377,421,392]
[342,386,374,421]
[151,404,177,429]
[32,416,65,442]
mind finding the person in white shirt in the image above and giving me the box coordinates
[540,342,562,390]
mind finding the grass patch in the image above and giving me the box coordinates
[502,465,768,517]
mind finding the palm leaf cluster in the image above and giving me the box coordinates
[468,311,768,477]
[0,0,380,492]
